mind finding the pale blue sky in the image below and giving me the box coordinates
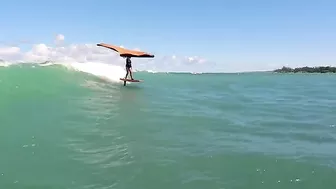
[1,0,335,71]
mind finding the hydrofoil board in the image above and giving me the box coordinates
[120,78,143,86]
[120,78,142,82]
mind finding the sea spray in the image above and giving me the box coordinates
[61,62,127,83]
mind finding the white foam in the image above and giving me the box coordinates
[0,61,11,67]
[0,61,129,83]
[145,69,157,73]
[61,62,126,83]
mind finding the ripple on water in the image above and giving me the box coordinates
[60,85,135,175]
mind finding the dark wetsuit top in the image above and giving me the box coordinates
[126,57,132,68]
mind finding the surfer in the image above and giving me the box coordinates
[96,43,154,85]
[124,56,134,80]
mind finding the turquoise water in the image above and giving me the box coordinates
[0,63,336,189]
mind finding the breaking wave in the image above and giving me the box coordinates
[0,61,205,84]
[0,61,128,83]
[62,62,126,83]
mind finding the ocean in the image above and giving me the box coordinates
[0,62,335,189]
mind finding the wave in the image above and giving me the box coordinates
[0,61,206,75]
[62,62,126,83]
[0,61,129,83]
[0,61,212,86]
[0,60,11,67]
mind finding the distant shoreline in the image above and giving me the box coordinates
[273,66,336,73]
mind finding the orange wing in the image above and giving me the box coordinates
[97,43,154,58]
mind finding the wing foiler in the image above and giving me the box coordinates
[97,43,155,86]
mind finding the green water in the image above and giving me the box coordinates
[0,64,335,189]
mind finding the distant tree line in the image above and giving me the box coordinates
[274,66,336,73]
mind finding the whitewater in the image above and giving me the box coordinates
[0,61,142,83]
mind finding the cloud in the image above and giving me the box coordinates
[0,34,212,72]
[54,34,65,46]
[0,47,20,55]
[0,47,22,61]
[55,34,64,42]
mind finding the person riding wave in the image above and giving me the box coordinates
[124,56,134,80]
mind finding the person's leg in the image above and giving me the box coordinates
[125,67,129,79]
[129,67,134,80]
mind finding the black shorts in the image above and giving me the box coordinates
[126,63,132,68]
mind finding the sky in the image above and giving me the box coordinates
[0,0,335,72]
